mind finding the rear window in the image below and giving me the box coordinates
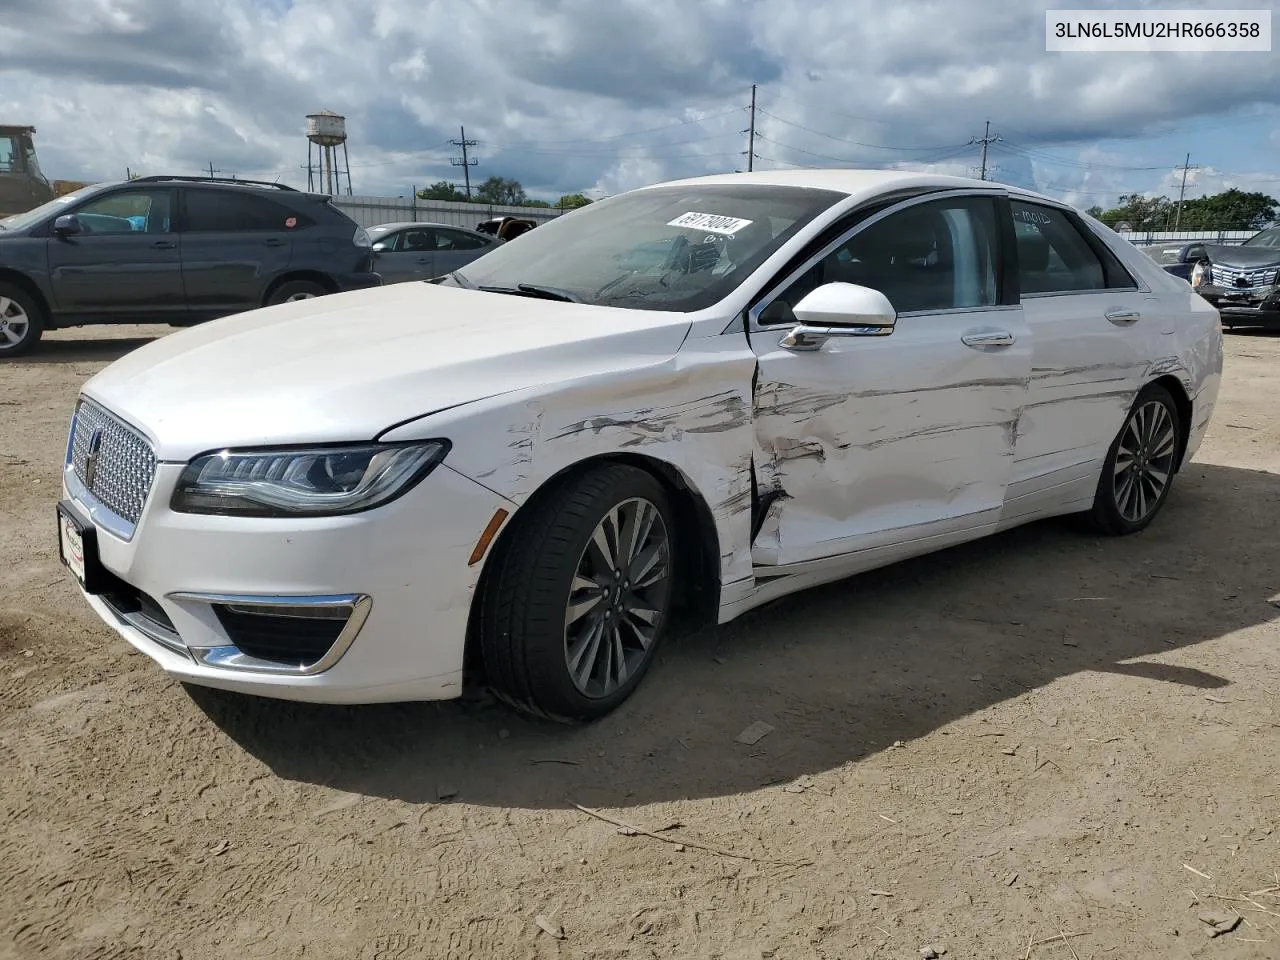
[183,189,314,232]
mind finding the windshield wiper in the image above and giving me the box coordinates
[478,283,583,303]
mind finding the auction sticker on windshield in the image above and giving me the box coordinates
[667,212,754,235]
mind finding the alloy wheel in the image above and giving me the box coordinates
[1112,399,1178,523]
[563,497,671,699]
[0,296,30,348]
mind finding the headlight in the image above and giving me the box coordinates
[170,441,449,517]
[1190,261,1208,289]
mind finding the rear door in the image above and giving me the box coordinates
[45,186,184,318]
[1003,199,1160,522]
[430,226,498,276]
[177,188,298,314]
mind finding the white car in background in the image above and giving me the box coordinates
[56,170,1223,721]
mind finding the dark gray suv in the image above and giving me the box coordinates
[0,175,381,357]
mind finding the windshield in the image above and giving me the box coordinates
[1142,242,1184,264]
[450,183,846,311]
[1244,227,1280,249]
[0,185,97,231]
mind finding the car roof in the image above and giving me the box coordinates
[369,221,473,231]
[642,168,1071,208]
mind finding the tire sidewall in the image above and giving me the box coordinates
[267,280,328,306]
[1094,383,1181,534]
[523,468,677,719]
[0,283,45,358]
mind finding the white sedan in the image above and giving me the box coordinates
[56,170,1223,721]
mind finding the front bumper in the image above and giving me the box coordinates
[1197,283,1280,323]
[61,458,514,704]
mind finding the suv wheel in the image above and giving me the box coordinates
[0,282,45,358]
[267,280,329,306]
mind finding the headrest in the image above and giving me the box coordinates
[1018,230,1051,271]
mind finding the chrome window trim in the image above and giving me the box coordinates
[746,187,1010,333]
[167,592,373,677]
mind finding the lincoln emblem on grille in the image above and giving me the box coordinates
[84,427,104,489]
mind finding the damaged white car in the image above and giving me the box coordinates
[57,170,1223,721]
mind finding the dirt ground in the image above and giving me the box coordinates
[2,324,1279,960]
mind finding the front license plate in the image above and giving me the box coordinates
[56,501,105,593]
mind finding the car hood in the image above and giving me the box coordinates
[81,282,694,461]
[1204,243,1280,268]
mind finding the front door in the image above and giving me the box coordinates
[46,186,184,319]
[373,227,435,283]
[749,193,1031,567]
[1003,199,1161,521]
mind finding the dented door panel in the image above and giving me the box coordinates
[749,307,1032,567]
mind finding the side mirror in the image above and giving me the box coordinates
[781,282,897,350]
[371,242,388,253]
[52,214,83,237]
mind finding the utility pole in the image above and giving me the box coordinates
[207,161,221,180]
[969,121,1001,180]
[1174,152,1196,230]
[744,84,757,172]
[450,125,478,199]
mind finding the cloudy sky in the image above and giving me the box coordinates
[2,0,1279,209]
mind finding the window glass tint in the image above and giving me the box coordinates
[184,190,299,232]
[1010,200,1134,294]
[0,136,16,173]
[453,183,846,312]
[75,190,172,234]
[759,196,1000,323]
[434,228,487,251]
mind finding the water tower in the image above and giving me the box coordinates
[305,110,353,196]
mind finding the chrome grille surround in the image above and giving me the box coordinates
[68,398,157,531]
[1210,264,1280,288]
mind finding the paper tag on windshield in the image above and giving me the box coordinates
[667,211,754,236]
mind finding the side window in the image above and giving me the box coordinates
[759,196,1000,324]
[0,136,16,173]
[74,189,173,235]
[1010,200,1136,294]
[434,228,488,251]
[183,190,301,232]
[400,228,435,252]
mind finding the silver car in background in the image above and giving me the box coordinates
[367,221,501,283]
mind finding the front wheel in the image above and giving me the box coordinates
[1087,383,1182,536]
[266,280,329,306]
[0,282,45,358]
[477,463,677,722]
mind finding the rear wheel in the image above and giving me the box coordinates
[477,463,677,722]
[266,280,329,306]
[0,282,45,358]
[1087,383,1182,536]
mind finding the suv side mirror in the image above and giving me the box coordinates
[52,214,83,237]
[781,282,898,351]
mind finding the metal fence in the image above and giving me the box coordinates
[1117,229,1256,246]
[332,194,565,229]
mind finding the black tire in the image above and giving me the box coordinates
[477,463,678,722]
[0,281,45,359]
[265,279,330,306]
[1086,382,1182,536]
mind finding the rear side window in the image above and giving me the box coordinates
[1011,200,1136,295]
[433,228,489,251]
[183,190,311,232]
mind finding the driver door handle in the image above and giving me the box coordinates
[151,240,177,249]
[961,329,1016,348]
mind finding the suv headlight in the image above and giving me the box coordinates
[1190,260,1208,289]
[170,441,449,517]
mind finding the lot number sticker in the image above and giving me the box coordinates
[667,211,754,236]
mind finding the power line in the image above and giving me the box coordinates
[756,108,963,152]
[449,125,477,199]
[969,121,1001,180]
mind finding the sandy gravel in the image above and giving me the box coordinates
[2,324,1279,959]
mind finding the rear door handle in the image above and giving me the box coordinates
[961,329,1016,348]
[152,240,177,249]
[1105,309,1141,326]
[264,238,287,247]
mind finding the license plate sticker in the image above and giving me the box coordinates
[59,513,86,585]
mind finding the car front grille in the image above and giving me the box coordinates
[70,399,158,526]
[1210,265,1280,288]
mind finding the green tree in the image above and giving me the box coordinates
[557,193,593,210]
[1097,194,1174,231]
[417,180,467,202]
[474,176,527,205]
[524,199,552,208]
[1176,188,1277,231]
